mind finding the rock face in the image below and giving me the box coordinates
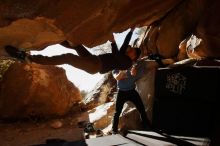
[0,17,65,57]
[0,62,82,119]
[0,0,219,59]
[141,0,220,59]
[0,0,219,133]
[84,73,116,109]
[136,60,159,121]
[0,1,180,51]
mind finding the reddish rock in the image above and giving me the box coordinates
[0,0,181,49]
[195,0,220,58]
[0,62,82,119]
[50,120,63,129]
[0,17,65,55]
[84,73,116,110]
[156,0,206,58]
[0,0,219,59]
[119,109,143,131]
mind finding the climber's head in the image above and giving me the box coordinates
[126,45,141,61]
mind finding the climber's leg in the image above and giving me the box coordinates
[30,53,102,74]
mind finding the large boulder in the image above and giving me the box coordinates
[195,0,220,57]
[136,60,159,121]
[0,17,65,57]
[0,0,181,50]
[0,0,219,59]
[0,62,82,119]
[155,0,206,58]
[138,0,220,59]
[84,73,116,110]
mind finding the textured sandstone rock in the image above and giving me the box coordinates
[156,0,206,58]
[0,17,65,57]
[136,60,159,121]
[0,0,219,59]
[119,108,143,131]
[89,102,115,129]
[50,120,63,129]
[0,62,82,119]
[195,0,220,58]
[137,0,220,59]
[85,73,116,110]
[0,0,219,131]
[0,0,181,48]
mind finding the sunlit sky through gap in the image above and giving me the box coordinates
[31,29,139,91]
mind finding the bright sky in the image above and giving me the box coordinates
[31,29,139,91]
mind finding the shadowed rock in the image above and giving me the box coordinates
[0,62,82,119]
[0,0,181,49]
[1,0,219,59]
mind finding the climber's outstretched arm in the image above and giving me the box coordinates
[120,28,134,54]
[111,42,119,54]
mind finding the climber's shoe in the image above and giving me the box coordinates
[5,45,27,61]
[84,122,95,133]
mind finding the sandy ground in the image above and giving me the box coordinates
[0,112,89,146]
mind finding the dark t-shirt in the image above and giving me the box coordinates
[99,53,132,74]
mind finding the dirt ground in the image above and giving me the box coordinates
[0,112,89,146]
